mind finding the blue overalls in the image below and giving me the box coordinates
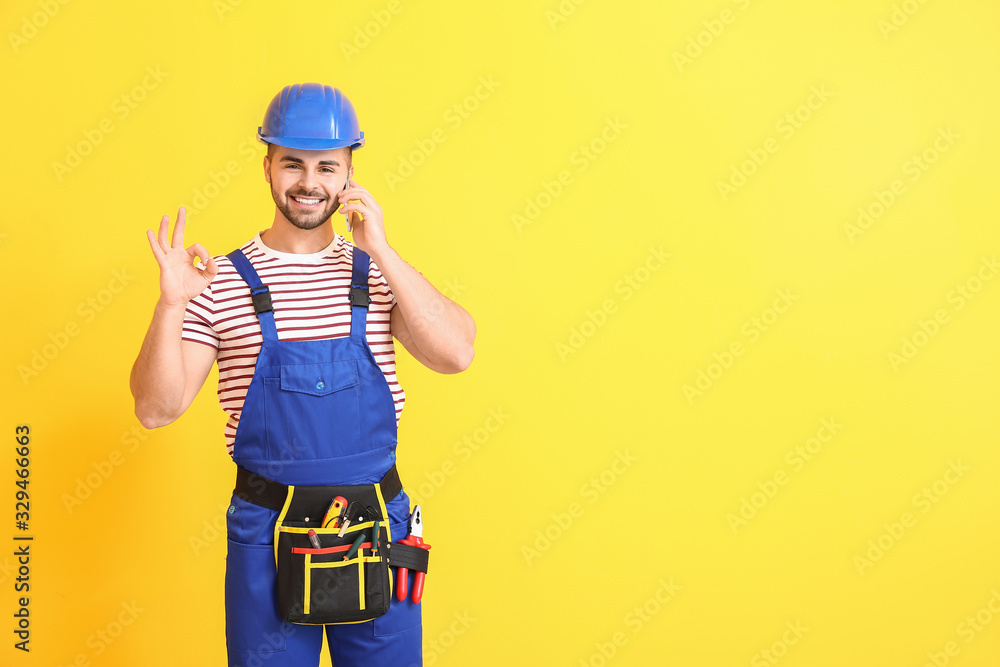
[223,245,422,666]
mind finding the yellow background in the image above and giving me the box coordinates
[2,0,999,664]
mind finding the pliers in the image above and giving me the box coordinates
[396,505,431,603]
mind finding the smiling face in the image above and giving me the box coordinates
[264,144,352,231]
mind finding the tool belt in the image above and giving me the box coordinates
[234,466,430,625]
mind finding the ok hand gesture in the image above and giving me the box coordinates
[145,206,218,307]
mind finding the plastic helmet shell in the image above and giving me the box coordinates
[258,83,365,151]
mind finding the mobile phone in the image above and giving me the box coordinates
[343,176,352,232]
[343,169,354,232]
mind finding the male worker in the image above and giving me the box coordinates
[130,83,475,666]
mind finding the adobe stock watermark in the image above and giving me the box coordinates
[185,133,266,217]
[887,255,997,372]
[51,65,169,182]
[717,85,833,202]
[340,0,407,61]
[578,578,682,667]
[878,0,932,39]
[60,423,152,514]
[214,0,244,20]
[683,289,798,404]
[555,246,669,362]
[544,0,589,30]
[727,417,843,533]
[406,407,510,504]
[384,76,501,192]
[0,556,14,586]
[844,126,958,243]
[7,0,72,54]
[54,600,145,666]
[919,588,1000,667]
[522,449,637,566]
[853,459,969,575]
[673,0,754,73]
[513,116,627,233]
[423,610,477,666]
[226,624,299,667]
[413,276,468,329]
[189,501,233,556]
[19,268,135,385]
[750,620,808,667]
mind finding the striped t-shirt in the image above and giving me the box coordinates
[181,233,404,455]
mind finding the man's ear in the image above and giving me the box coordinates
[263,155,271,184]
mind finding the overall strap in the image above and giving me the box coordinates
[349,246,372,340]
[226,249,279,344]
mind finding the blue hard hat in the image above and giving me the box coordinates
[258,83,365,151]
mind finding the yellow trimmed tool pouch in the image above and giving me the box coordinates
[275,483,392,625]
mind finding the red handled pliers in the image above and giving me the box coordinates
[396,505,431,603]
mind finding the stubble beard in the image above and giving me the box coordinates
[271,184,340,231]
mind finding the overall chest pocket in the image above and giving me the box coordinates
[263,360,362,460]
[280,362,359,396]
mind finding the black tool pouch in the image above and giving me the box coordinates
[274,483,392,625]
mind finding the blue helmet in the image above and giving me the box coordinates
[258,83,365,151]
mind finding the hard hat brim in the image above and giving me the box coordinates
[258,129,365,151]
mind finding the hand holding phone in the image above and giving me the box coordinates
[340,175,383,250]
[343,169,361,232]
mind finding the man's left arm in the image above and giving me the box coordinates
[339,180,476,374]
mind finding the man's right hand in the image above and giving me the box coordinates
[146,206,218,306]
[132,206,220,428]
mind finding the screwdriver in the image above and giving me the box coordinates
[343,532,366,561]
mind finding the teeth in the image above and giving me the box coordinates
[293,197,322,204]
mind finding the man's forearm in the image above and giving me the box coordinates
[130,301,192,428]
[368,244,475,372]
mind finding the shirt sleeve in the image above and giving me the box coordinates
[181,280,220,350]
[368,262,397,311]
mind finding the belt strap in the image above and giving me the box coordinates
[234,464,402,512]
[386,541,430,574]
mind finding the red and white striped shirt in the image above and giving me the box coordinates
[181,233,404,455]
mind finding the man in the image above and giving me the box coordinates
[130,83,475,666]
